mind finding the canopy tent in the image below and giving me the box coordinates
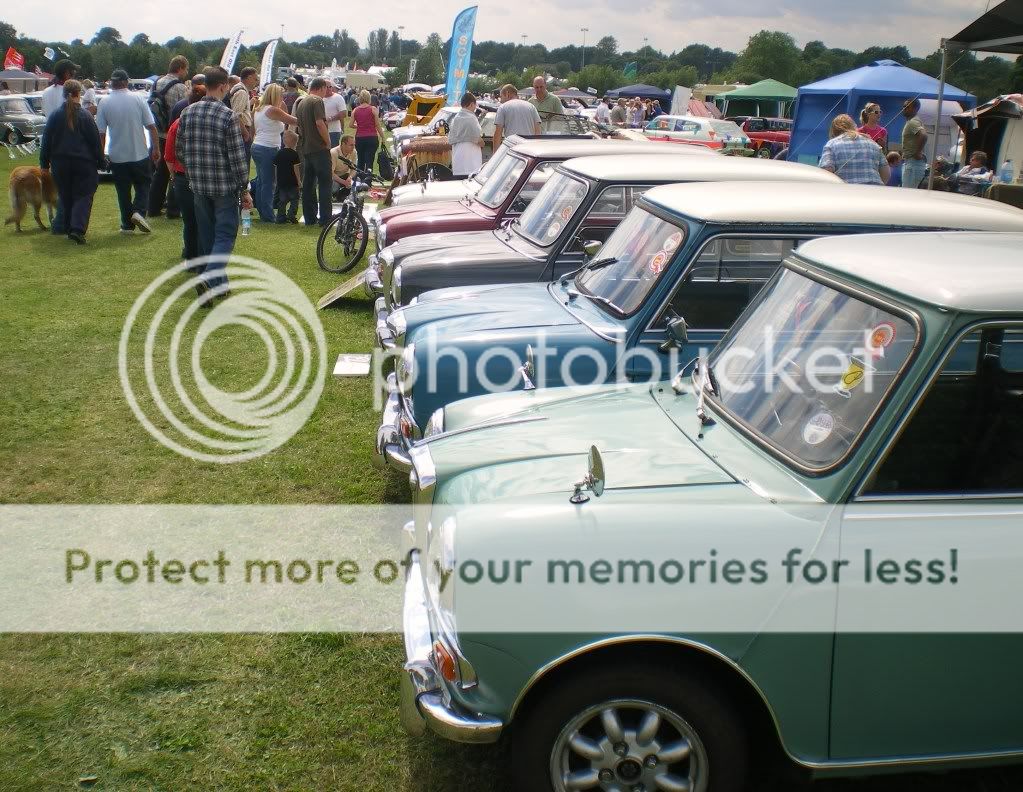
[786,60,974,165]
[606,83,672,108]
[952,95,1023,177]
[0,68,48,93]
[717,79,797,117]
[556,88,597,100]
[931,1,1023,186]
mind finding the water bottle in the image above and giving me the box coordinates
[241,208,251,236]
[999,159,1014,184]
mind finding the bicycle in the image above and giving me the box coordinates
[316,158,386,275]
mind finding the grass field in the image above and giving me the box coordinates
[1,151,1022,791]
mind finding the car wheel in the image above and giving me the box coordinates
[511,664,748,792]
[755,145,772,159]
[2,127,20,145]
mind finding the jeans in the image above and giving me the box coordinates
[302,149,333,226]
[329,131,341,147]
[355,136,378,173]
[172,172,199,261]
[52,158,99,236]
[276,186,299,221]
[193,192,240,289]
[110,158,153,229]
[250,144,279,222]
[902,158,926,189]
[148,142,179,216]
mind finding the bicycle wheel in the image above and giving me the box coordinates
[317,210,369,274]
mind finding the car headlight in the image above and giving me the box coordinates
[386,308,407,344]
[398,342,415,395]
[376,222,388,250]
[391,265,403,306]
[424,408,445,438]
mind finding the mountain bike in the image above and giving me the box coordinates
[316,159,385,275]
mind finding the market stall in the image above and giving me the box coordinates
[716,78,797,119]
[0,68,49,93]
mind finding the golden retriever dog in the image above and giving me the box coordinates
[5,166,58,232]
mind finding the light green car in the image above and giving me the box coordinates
[400,231,1023,791]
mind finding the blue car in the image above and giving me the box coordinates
[374,181,1023,471]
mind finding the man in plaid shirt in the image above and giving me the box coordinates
[176,66,253,296]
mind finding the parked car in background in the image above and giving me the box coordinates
[0,95,46,144]
[375,181,1023,469]
[399,230,1023,792]
[728,116,793,158]
[643,115,751,153]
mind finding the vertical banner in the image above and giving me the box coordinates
[408,58,418,83]
[259,39,280,89]
[443,6,477,102]
[4,47,24,71]
[219,29,245,74]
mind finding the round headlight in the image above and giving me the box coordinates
[398,342,416,395]
[391,265,403,306]
[377,222,388,250]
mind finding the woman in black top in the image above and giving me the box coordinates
[39,80,103,244]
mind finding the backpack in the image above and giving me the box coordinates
[223,83,248,109]
[148,78,182,134]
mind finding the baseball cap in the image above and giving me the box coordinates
[53,58,80,76]
[110,68,130,82]
[190,73,206,85]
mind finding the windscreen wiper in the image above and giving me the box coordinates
[583,293,624,316]
[693,357,717,428]
[559,256,619,285]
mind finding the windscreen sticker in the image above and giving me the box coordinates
[547,222,562,238]
[663,231,683,252]
[560,205,574,221]
[834,358,867,398]
[650,250,668,274]
[802,412,835,446]
[868,322,896,358]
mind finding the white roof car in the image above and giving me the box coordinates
[643,181,1023,230]
[798,231,1023,313]
[562,153,841,184]
[643,114,751,151]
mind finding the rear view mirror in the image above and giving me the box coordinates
[582,240,602,258]
[659,316,689,353]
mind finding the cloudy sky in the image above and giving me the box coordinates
[5,0,993,58]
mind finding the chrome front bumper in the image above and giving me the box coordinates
[374,296,395,352]
[400,554,504,743]
[373,373,415,471]
[364,256,384,298]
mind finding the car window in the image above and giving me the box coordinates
[747,119,766,132]
[475,153,527,208]
[676,120,700,134]
[509,161,559,213]
[647,117,673,132]
[654,238,801,330]
[471,144,509,186]
[863,326,1023,495]
[1,98,32,115]
[515,170,590,246]
[711,121,745,137]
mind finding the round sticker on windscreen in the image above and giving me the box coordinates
[560,205,574,221]
[802,412,835,446]
[868,322,896,358]
[663,231,683,252]
[547,222,562,238]
[650,250,668,274]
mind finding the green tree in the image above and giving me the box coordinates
[91,27,123,47]
[130,33,151,48]
[91,43,113,80]
[387,31,400,63]
[593,35,618,65]
[565,64,625,95]
[0,21,17,52]
[412,33,445,85]
[1012,56,1023,93]
[727,31,802,85]
[642,65,698,90]
[304,35,333,54]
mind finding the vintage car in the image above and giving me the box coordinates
[727,116,793,158]
[368,138,711,285]
[399,230,1023,791]
[0,94,46,144]
[374,181,1023,469]
[643,115,751,153]
[372,155,839,352]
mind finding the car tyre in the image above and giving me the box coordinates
[2,127,21,145]
[755,145,773,159]
[511,663,749,792]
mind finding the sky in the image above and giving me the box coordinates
[4,0,996,59]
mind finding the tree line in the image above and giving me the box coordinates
[2,22,1020,101]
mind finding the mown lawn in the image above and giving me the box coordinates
[1,151,1022,791]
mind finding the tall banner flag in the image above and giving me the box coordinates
[408,58,418,83]
[219,29,245,74]
[259,39,280,89]
[43,47,56,61]
[443,5,477,101]
[623,61,638,80]
[4,48,25,71]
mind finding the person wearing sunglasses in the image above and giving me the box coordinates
[858,103,888,151]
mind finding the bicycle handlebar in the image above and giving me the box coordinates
[338,155,387,184]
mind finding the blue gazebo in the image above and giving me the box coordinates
[787,60,974,165]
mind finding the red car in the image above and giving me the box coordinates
[728,116,792,158]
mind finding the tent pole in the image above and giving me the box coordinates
[927,40,948,191]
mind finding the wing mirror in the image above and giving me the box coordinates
[659,316,689,353]
[570,445,606,504]
[519,345,536,391]
[582,240,602,258]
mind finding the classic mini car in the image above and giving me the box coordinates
[368,138,710,283]
[728,116,793,158]
[374,181,1023,469]
[643,115,751,152]
[399,230,1023,791]
[372,155,840,351]
[0,95,46,144]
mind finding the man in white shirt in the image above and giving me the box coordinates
[594,98,611,125]
[97,69,160,234]
[323,82,348,147]
[40,59,80,233]
[493,83,541,150]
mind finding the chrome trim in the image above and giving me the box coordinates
[409,444,437,491]
[420,414,548,444]
[549,282,624,344]
[375,297,396,352]
[851,318,1023,501]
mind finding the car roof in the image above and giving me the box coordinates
[642,181,1023,231]
[562,154,841,183]
[509,138,713,158]
[796,232,1023,313]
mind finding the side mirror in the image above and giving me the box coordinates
[582,240,602,258]
[659,316,689,353]
[520,345,536,391]
[570,445,606,504]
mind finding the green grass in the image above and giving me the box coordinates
[1,152,1022,791]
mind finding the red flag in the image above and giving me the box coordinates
[4,47,25,71]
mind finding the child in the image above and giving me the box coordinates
[274,130,302,223]
[886,151,903,187]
